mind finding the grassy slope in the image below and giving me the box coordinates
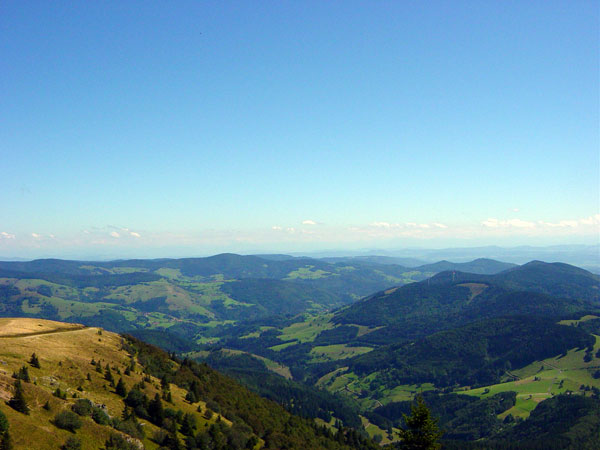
[0,319,231,450]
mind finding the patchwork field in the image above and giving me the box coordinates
[460,335,600,419]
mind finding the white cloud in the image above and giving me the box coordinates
[286,227,296,233]
[481,215,599,234]
[302,220,317,225]
[538,220,578,228]
[130,232,141,238]
[481,219,500,227]
[507,219,536,228]
[31,233,41,239]
[579,214,600,226]
[0,231,15,239]
[370,222,391,228]
[271,226,283,231]
[482,218,535,228]
[432,223,448,229]
[109,231,120,238]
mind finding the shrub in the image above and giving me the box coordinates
[113,417,145,440]
[72,399,93,416]
[91,407,111,425]
[54,411,82,432]
[104,433,139,450]
[61,436,81,450]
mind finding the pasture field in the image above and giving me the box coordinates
[277,314,334,343]
[285,266,332,279]
[460,336,600,419]
[309,344,372,362]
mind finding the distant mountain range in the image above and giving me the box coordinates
[288,244,600,273]
[0,254,520,331]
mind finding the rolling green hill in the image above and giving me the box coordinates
[428,260,600,302]
[0,254,524,346]
[413,258,517,275]
[332,261,599,343]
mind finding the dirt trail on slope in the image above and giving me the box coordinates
[0,324,88,339]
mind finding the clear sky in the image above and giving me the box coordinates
[1,1,598,258]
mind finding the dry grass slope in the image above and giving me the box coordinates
[0,318,227,450]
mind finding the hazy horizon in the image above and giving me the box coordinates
[1,243,598,271]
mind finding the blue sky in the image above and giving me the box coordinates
[1,1,598,258]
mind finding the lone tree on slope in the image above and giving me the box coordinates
[29,353,40,369]
[8,380,29,415]
[397,395,443,450]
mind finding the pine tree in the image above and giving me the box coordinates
[29,353,41,369]
[180,412,197,436]
[12,366,30,383]
[122,406,133,421]
[185,390,197,403]
[148,393,164,426]
[54,387,67,399]
[0,409,8,435]
[0,431,12,450]
[115,377,127,397]
[104,365,114,384]
[397,395,443,450]
[8,380,29,415]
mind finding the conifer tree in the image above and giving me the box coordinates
[121,406,133,421]
[0,409,10,450]
[0,431,12,450]
[148,393,164,426]
[29,353,40,369]
[397,395,443,450]
[8,380,29,415]
[185,390,197,403]
[0,409,7,435]
[180,412,197,436]
[115,377,127,397]
[104,365,114,384]
[12,366,30,383]
[160,375,170,391]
